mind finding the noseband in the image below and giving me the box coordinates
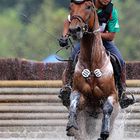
[70,15,86,24]
[70,15,89,32]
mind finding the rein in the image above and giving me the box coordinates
[55,36,76,62]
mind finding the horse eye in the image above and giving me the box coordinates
[86,6,91,10]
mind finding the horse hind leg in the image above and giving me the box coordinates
[66,91,80,136]
[98,96,115,140]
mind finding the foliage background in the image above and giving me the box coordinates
[0,0,139,61]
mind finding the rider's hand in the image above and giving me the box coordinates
[59,36,68,47]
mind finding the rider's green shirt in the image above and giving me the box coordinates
[97,7,120,32]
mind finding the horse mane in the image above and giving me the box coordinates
[91,9,107,69]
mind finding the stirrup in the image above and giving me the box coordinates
[119,93,135,109]
[59,85,71,107]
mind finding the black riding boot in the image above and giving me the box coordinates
[118,65,135,109]
[58,60,74,107]
[111,58,135,109]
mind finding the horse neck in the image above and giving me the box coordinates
[91,12,108,69]
[79,33,107,70]
[91,33,107,69]
[79,12,108,70]
[79,34,94,67]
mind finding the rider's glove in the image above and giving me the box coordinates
[59,36,68,47]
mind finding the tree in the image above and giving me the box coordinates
[0,0,139,61]
[115,0,140,60]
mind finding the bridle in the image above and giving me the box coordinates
[70,14,90,33]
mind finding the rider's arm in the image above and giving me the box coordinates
[62,19,70,37]
[101,8,120,41]
[101,32,116,41]
[59,18,70,47]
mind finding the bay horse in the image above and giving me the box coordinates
[63,1,119,140]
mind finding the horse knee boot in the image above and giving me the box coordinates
[100,100,113,140]
[59,85,71,107]
[66,92,80,131]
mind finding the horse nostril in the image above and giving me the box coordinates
[69,28,76,34]
[76,26,81,32]
[69,26,81,34]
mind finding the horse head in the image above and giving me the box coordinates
[69,0,96,40]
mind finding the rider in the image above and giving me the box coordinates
[59,0,135,109]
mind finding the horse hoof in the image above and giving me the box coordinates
[100,131,109,140]
[66,128,75,137]
[66,121,79,131]
[97,138,103,140]
[97,138,107,140]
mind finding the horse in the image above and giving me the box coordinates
[62,1,119,140]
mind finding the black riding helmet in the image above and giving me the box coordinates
[71,0,112,4]
[71,0,93,4]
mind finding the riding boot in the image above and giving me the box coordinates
[58,60,74,107]
[118,65,135,109]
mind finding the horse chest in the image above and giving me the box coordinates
[84,77,109,98]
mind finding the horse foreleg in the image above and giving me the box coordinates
[99,96,115,140]
[66,91,80,136]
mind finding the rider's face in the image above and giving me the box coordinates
[98,0,111,6]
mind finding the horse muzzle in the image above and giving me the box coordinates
[69,25,84,40]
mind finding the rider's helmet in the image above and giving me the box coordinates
[71,0,93,4]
